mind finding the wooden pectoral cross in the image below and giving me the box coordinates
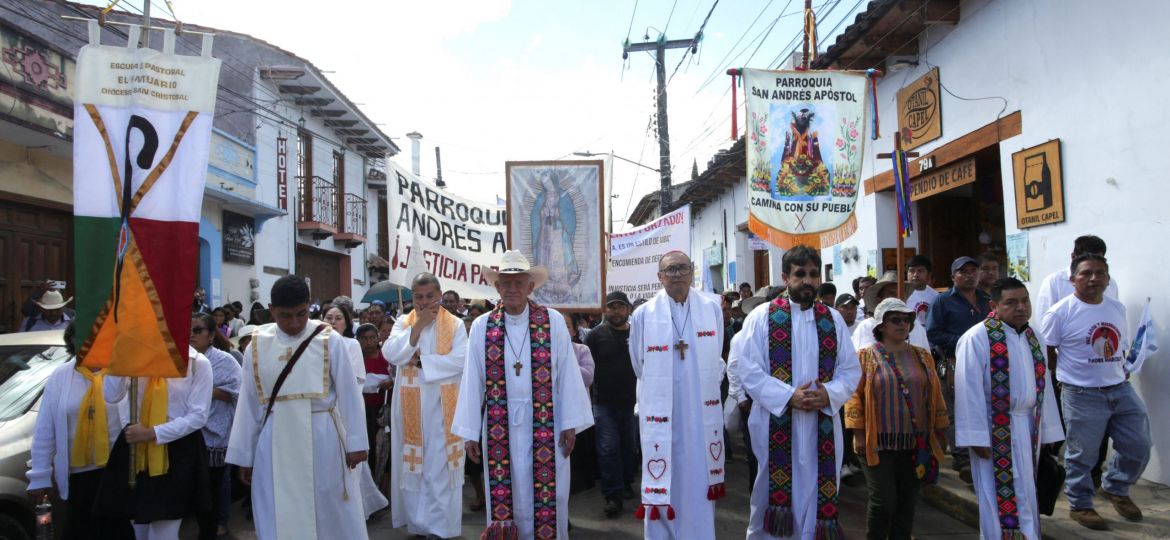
[513,361,523,376]
[675,339,689,360]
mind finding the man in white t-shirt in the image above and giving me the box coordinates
[904,255,940,327]
[1035,235,1120,321]
[1041,254,1149,531]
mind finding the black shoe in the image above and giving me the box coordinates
[604,498,622,518]
[621,486,636,500]
[959,466,973,485]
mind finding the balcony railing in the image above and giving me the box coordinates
[333,193,367,248]
[296,175,338,238]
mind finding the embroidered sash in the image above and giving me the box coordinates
[874,342,938,484]
[482,302,557,540]
[985,318,1046,540]
[765,297,842,539]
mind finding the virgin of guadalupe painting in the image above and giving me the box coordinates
[505,160,606,311]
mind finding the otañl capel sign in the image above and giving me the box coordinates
[896,67,942,152]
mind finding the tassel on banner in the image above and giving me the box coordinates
[649,505,661,520]
[867,68,881,140]
[667,505,676,520]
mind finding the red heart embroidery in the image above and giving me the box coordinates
[647,459,667,479]
[709,441,723,461]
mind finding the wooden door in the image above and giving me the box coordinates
[295,245,341,304]
[753,250,770,289]
[0,200,72,333]
[919,197,978,283]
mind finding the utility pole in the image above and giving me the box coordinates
[139,0,150,47]
[624,35,697,215]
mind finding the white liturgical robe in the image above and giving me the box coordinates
[735,302,860,540]
[226,321,369,540]
[383,312,469,538]
[629,289,726,540]
[955,322,1063,540]
[452,305,593,540]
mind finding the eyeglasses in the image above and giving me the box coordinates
[883,314,915,325]
[191,327,209,335]
[660,264,693,277]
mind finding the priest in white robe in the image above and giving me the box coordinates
[227,275,369,540]
[629,251,726,540]
[735,246,860,539]
[453,250,593,540]
[956,278,1063,540]
[383,272,469,538]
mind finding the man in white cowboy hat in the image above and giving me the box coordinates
[852,271,930,351]
[22,289,74,332]
[452,250,593,540]
[629,250,727,539]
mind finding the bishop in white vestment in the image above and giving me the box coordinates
[955,280,1063,540]
[629,251,727,540]
[383,273,469,538]
[227,276,369,540]
[452,251,593,540]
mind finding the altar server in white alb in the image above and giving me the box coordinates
[453,251,593,539]
[629,250,727,540]
[735,246,860,540]
[226,275,369,540]
[383,272,469,538]
[956,277,1063,540]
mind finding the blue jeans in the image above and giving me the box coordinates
[593,404,639,499]
[1061,381,1151,509]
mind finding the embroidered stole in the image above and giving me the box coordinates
[398,309,465,490]
[482,302,557,540]
[637,291,726,522]
[985,318,1045,540]
[873,343,938,484]
[764,297,842,539]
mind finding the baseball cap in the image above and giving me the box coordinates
[950,256,979,273]
[834,293,859,307]
[606,291,632,307]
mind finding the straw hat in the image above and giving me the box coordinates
[34,290,72,310]
[480,250,549,289]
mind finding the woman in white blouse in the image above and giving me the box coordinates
[26,323,133,539]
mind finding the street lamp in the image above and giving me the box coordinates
[573,151,657,234]
[573,151,660,172]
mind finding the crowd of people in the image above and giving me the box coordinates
[17,234,1149,539]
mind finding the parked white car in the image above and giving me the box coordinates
[0,330,69,540]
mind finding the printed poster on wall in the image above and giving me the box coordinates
[222,211,255,265]
[505,160,606,312]
[607,206,691,302]
[1006,232,1030,282]
[72,22,221,377]
[385,161,507,299]
[744,68,868,249]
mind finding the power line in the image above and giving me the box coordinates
[662,0,679,34]
[666,0,720,86]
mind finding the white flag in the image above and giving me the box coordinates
[1125,298,1158,374]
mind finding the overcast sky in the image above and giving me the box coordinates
[82,0,866,230]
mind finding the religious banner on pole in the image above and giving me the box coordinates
[73,22,221,377]
[386,161,508,299]
[608,206,691,302]
[744,68,868,249]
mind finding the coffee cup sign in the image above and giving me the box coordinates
[896,67,943,151]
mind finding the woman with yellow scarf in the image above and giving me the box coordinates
[26,323,133,539]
